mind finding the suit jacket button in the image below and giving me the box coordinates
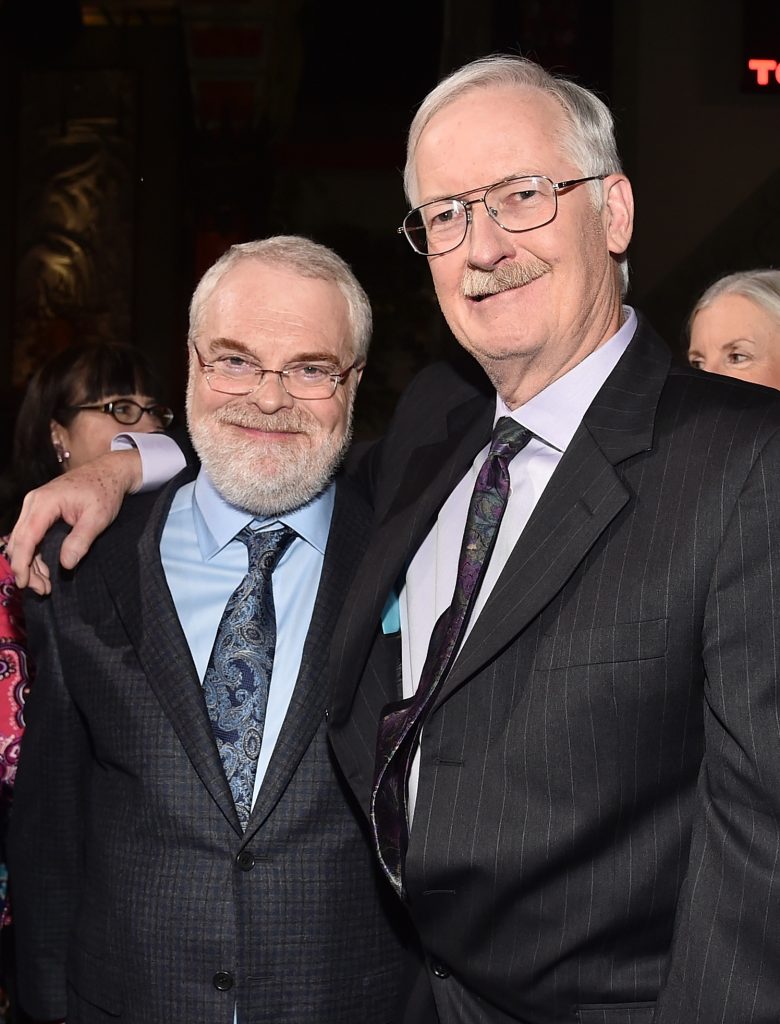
[236,850,255,871]
[213,971,234,991]
[430,959,450,978]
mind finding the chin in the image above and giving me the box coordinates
[212,470,328,517]
[190,420,352,517]
[462,329,541,364]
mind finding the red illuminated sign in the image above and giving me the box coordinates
[742,2,780,94]
[748,59,780,86]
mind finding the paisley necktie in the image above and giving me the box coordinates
[203,524,296,829]
[371,417,532,898]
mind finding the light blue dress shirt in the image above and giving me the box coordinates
[160,469,334,804]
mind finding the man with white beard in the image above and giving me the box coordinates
[7,236,411,1024]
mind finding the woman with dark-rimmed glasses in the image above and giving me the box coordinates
[0,340,172,1024]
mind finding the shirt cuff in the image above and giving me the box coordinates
[111,432,187,493]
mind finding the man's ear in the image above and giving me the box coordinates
[603,174,634,256]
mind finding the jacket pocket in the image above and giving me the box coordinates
[67,943,122,1016]
[536,618,668,671]
[576,1002,655,1023]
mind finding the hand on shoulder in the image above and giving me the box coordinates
[7,449,144,594]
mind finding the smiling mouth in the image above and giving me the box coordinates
[217,409,307,434]
[231,423,300,436]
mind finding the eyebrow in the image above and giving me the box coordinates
[688,337,757,361]
[715,337,758,351]
[422,171,539,205]
[204,337,253,356]
[204,337,343,364]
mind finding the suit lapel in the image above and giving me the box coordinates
[332,321,671,785]
[329,391,495,727]
[432,315,672,707]
[375,390,494,524]
[431,430,629,707]
[100,472,240,831]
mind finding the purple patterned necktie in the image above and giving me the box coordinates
[203,524,296,830]
[371,417,532,899]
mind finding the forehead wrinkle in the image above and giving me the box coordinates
[414,87,571,205]
[205,292,313,327]
[239,307,312,332]
[204,309,331,346]
[203,278,354,361]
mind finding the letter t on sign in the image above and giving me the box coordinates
[748,58,779,85]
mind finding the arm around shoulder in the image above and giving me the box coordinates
[7,448,144,590]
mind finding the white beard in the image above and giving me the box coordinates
[186,383,354,516]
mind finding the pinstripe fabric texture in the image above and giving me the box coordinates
[330,315,780,1024]
[372,418,532,899]
[8,471,410,1024]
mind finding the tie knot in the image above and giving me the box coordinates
[489,416,532,461]
[237,524,296,577]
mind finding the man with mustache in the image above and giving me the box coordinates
[6,236,411,1024]
[326,55,780,1023]
[10,54,780,1023]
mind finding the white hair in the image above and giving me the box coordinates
[689,268,780,335]
[404,53,629,295]
[188,235,372,362]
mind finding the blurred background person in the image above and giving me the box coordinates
[687,268,780,389]
[0,340,171,1023]
[0,340,174,530]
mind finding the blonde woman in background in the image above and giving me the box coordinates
[688,268,780,389]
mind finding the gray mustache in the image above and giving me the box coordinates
[462,259,551,298]
[214,409,310,433]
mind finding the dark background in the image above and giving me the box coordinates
[0,0,778,451]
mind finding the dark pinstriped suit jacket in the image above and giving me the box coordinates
[329,315,780,1024]
[8,470,410,1024]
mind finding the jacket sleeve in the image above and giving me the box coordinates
[6,577,88,1021]
[656,427,780,1022]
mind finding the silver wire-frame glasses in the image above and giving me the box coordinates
[399,173,608,255]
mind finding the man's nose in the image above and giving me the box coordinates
[248,371,295,412]
[465,200,515,269]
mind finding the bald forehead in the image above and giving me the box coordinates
[411,85,571,205]
[200,261,353,362]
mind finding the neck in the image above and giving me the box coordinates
[485,304,626,410]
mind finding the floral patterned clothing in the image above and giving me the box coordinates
[0,538,31,929]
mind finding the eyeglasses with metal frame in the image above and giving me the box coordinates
[193,343,362,400]
[69,399,174,428]
[398,173,608,256]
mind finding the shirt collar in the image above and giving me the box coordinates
[496,305,637,452]
[192,468,335,561]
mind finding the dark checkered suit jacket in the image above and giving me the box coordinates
[8,472,411,1024]
[329,315,780,1024]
